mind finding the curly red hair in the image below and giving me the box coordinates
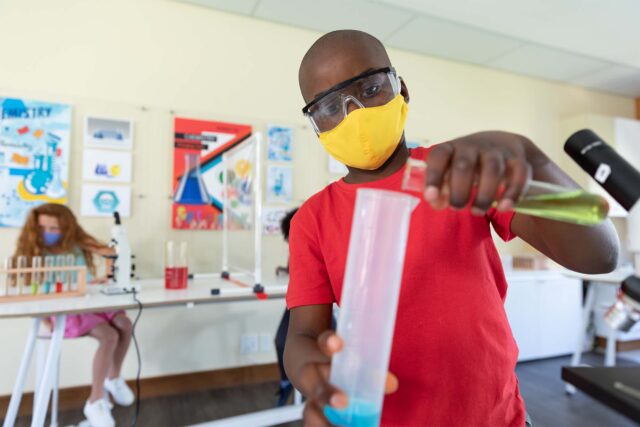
[13,203,107,275]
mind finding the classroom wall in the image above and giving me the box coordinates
[0,0,635,395]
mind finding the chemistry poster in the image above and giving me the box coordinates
[172,117,253,230]
[0,98,72,227]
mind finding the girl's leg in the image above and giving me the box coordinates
[107,314,133,379]
[87,323,119,403]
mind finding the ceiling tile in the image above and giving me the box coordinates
[572,65,640,97]
[487,43,610,82]
[254,0,414,41]
[385,14,522,64]
[175,0,258,16]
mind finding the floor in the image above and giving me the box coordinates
[11,352,638,427]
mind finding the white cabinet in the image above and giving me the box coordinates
[504,271,582,361]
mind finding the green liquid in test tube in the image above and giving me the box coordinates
[31,256,42,296]
[402,158,609,226]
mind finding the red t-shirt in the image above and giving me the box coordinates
[287,147,526,427]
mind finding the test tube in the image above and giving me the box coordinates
[31,256,42,296]
[43,256,55,294]
[16,256,28,295]
[324,189,418,427]
[55,255,66,293]
[65,254,76,291]
[2,256,14,296]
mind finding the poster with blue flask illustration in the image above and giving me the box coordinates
[0,98,71,227]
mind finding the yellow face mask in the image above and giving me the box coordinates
[318,94,408,171]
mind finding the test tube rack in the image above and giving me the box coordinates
[0,265,87,303]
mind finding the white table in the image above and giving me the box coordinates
[562,268,635,394]
[1,276,303,427]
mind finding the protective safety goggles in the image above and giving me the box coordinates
[302,67,401,133]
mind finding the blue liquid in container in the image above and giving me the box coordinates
[324,399,381,427]
[177,175,210,205]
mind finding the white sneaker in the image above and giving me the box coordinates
[104,376,135,406]
[83,399,115,427]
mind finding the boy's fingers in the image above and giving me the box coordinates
[425,143,454,202]
[303,402,331,427]
[297,363,347,410]
[385,372,399,394]
[317,330,343,357]
[500,158,530,210]
[449,145,479,209]
[473,151,505,213]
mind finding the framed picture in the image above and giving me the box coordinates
[84,116,133,150]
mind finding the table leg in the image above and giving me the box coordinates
[566,281,596,394]
[3,318,41,427]
[30,315,65,427]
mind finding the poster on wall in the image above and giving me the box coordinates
[262,206,289,235]
[82,149,132,183]
[266,165,293,204]
[84,116,133,150]
[172,117,253,230]
[0,98,72,227]
[267,125,293,162]
[80,183,131,217]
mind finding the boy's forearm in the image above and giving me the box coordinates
[512,137,619,273]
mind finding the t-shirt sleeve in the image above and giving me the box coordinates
[286,206,335,309]
[487,208,516,242]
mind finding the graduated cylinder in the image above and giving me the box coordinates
[325,188,418,427]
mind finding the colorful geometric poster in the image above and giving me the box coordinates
[82,149,132,183]
[172,117,252,230]
[80,183,131,217]
[0,98,72,227]
[267,125,293,162]
[266,165,293,204]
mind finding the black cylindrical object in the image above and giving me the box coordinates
[564,129,640,211]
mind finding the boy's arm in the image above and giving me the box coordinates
[511,139,619,274]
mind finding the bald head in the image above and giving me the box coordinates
[299,30,392,103]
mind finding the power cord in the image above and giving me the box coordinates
[127,288,143,427]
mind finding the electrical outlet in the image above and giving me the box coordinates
[240,334,259,354]
[259,333,272,352]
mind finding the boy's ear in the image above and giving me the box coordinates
[400,77,410,104]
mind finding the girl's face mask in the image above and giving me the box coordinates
[42,231,62,247]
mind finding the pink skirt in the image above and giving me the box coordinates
[50,311,125,338]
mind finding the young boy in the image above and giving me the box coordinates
[284,30,620,426]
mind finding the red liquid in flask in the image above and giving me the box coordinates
[165,267,188,289]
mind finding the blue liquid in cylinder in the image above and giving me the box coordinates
[324,399,381,427]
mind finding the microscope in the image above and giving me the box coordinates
[564,129,640,331]
[101,211,138,295]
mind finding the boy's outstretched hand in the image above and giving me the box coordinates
[285,304,398,427]
[423,130,619,274]
[423,131,534,214]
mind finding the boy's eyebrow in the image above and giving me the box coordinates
[311,67,376,100]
